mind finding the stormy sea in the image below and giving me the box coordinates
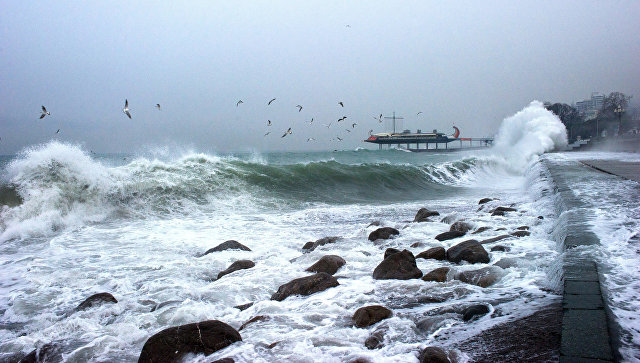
[1,102,638,362]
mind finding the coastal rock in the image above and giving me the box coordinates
[368,227,399,241]
[302,236,341,252]
[517,226,530,230]
[353,305,392,328]
[384,248,401,259]
[410,242,425,248]
[19,343,61,363]
[305,255,346,275]
[471,226,491,234]
[462,304,490,321]
[414,208,440,222]
[271,272,339,301]
[494,258,519,269]
[491,206,517,216]
[211,359,235,363]
[372,250,423,280]
[456,266,504,287]
[446,240,490,264]
[75,292,117,311]
[416,247,446,261]
[490,245,510,252]
[478,198,494,204]
[364,326,387,349]
[367,221,381,227]
[419,346,451,363]
[435,230,465,241]
[450,221,473,234]
[440,214,458,224]
[201,240,251,256]
[511,230,531,237]
[217,260,255,279]
[233,302,253,311]
[138,320,241,362]
[480,235,511,244]
[422,267,451,282]
[238,315,270,331]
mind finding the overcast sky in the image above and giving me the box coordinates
[1,1,639,154]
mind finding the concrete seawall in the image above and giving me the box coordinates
[544,159,617,362]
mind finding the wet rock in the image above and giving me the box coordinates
[19,343,61,363]
[435,230,465,241]
[463,304,490,321]
[201,240,251,256]
[419,346,451,363]
[480,235,511,244]
[416,315,455,335]
[367,221,381,227]
[478,198,494,204]
[238,315,269,331]
[302,236,341,252]
[233,302,253,311]
[75,292,117,311]
[491,210,506,216]
[271,272,339,301]
[364,325,388,349]
[471,226,491,234]
[490,245,510,252]
[538,216,544,220]
[494,258,519,269]
[138,320,241,363]
[416,247,446,261]
[450,221,473,234]
[517,226,530,230]
[305,255,346,275]
[511,230,531,237]
[456,266,504,287]
[384,248,401,259]
[368,227,399,241]
[410,242,425,248]
[217,260,255,279]
[414,208,440,222]
[372,250,423,280]
[491,206,517,216]
[495,227,507,231]
[422,267,450,282]
[353,305,392,328]
[211,358,235,363]
[440,214,458,224]
[446,240,490,264]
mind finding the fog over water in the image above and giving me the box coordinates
[1,1,639,154]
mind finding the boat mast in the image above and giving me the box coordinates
[384,112,404,134]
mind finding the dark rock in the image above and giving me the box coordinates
[463,304,490,321]
[19,343,61,363]
[210,358,235,363]
[478,198,494,204]
[450,221,473,234]
[422,267,450,282]
[266,342,279,349]
[416,315,455,335]
[416,247,446,261]
[305,255,346,275]
[217,260,255,279]
[75,292,117,311]
[201,240,251,256]
[446,240,490,264]
[440,214,458,224]
[471,226,491,234]
[491,210,505,216]
[511,230,530,237]
[238,315,269,331]
[418,346,451,363]
[414,208,440,222]
[233,302,253,311]
[271,272,339,301]
[456,266,504,287]
[517,226,530,230]
[367,221,381,227]
[480,235,511,244]
[364,326,387,349]
[494,206,517,213]
[383,248,401,259]
[495,227,507,231]
[353,305,392,328]
[494,258,518,269]
[302,241,315,250]
[368,227,399,241]
[138,320,241,363]
[538,216,544,220]
[434,230,465,241]
[372,250,423,280]
[302,236,341,252]
[490,245,510,252]
[410,242,425,248]
[150,300,181,312]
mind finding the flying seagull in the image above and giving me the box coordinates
[352,123,357,128]
[309,118,314,124]
[338,116,347,122]
[281,127,292,138]
[368,129,373,136]
[296,105,303,112]
[345,128,351,133]
[156,104,161,111]
[268,98,276,105]
[236,100,243,107]
[268,120,272,126]
[123,99,132,119]
[264,131,271,136]
[338,102,344,107]
[307,137,315,142]
[336,136,343,141]
[417,111,423,115]
[40,106,50,119]
[56,129,60,134]
[324,122,332,129]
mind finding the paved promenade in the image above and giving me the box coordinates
[581,160,640,183]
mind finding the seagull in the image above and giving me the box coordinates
[156,104,161,111]
[352,123,357,128]
[308,118,314,124]
[268,120,272,126]
[417,111,423,115]
[345,128,351,133]
[337,136,343,141]
[307,137,315,142]
[268,98,276,105]
[56,129,60,134]
[40,106,50,119]
[296,105,303,112]
[338,102,344,107]
[281,127,292,138]
[338,116,347,122]
[236,100,243,107]
[368,129,373,136]
[324,122,332,128]
[123,99,132,119]
[264,131,271,136]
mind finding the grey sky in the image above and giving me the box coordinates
[1,1,639,154]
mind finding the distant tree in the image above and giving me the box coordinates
[599,92,633,134]
[602,92,631,113]
[545,103,583,141]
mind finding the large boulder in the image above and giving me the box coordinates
[201,240,251,256]
[511,230,531,237]
[419,346,451,363]
[416,247,446,261]
[353,305,392,328]
[446,240,490,264]
[19,343,61,363]
[75,292,117,311]
[384,248,401,259]
[435,230,465,241]
[271,272,339,301]
[414,208,440,222]
[368,227,399,241]
[372,250,423,280]
[217,260,255,279]
[491,206,517,216]
[480,235,511,244]
[455,266,504,287]
[364,326,387,350]
[138,320,241,362]
[450,221,473,234]
[494,258,518,269]
[471,226,491,234]
[462,304,490,321]
[422,267,451,282]
[302,236,341,252]
[478,198,494,204]
[305,255,346,275]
